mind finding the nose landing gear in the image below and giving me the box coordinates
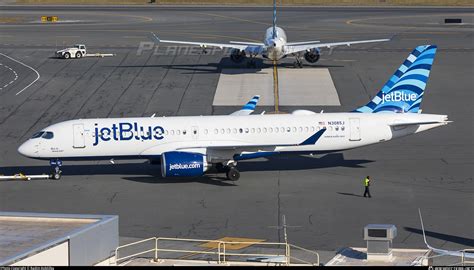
[49,159,62,180]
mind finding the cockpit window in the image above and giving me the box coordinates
[42,132,54,139]
[31,131,45,139]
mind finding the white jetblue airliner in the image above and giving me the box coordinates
[151,0,389,67]
[18,45,449,181]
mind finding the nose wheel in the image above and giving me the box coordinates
[49,159,62,180]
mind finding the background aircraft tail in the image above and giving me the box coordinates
[272,0,277,39]
[354,45,437,113]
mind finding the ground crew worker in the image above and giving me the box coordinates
[363,176,371,198]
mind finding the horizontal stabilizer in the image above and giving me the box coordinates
[229,41,265,46]
[389,120,451,127]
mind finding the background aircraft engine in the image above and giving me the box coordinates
[161,151,209,177]
[304,48,320,63]
[230,49,246,63]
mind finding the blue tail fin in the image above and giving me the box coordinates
[272,0,277,39]
[353,45,437,113]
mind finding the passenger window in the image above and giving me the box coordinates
[226,128,231,134]
[170,130,175,135]
[305,127,309,132]
[292,127,296,132]
[239,128,243,133]
[214,129,218,134]
[311,126,315,132]
[263,127,267,133]
[280,127,284,133]
[257,128,261,133]
[233,128,237,134]
[286,127,291,132]
[204,129,208,135]
[269,127,273,133]
[183,130,187,135]
[251,128,255,133]
[275,127,279,133]
[299,127,303,132]
[220,129,225,134]
[176,130,181,135]
[244,128,249,133]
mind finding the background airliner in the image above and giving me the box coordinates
[151,0,390,67]
[18,45,449,181]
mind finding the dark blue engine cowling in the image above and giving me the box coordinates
[161,151,208,177]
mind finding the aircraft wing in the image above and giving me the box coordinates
[285,38,390,54]
[230,95,260,116]
[141,129,326,157]
[151,32,262,53]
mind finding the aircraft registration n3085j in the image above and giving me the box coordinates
[151,0,390,68]
[18,45,450,181]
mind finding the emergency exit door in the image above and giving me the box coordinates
[73,124,86,148]
[349,118,361,141]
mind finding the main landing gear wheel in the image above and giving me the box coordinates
[226,167,240,181]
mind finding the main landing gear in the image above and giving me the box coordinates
[215,163,241,181]
[293,54,303,68]
[49,159,62,180]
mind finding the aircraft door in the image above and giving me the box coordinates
[349,118,361,141]
[73,124,86,148]
[192,126,199,140]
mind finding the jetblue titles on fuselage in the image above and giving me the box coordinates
[93,122,164,146]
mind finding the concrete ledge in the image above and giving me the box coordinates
[13,0,474,5]
[213,68,340,107]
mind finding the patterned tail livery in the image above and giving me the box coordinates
[354,45,437,113]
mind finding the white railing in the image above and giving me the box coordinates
[421,249,474,266]
[115,237,319,266]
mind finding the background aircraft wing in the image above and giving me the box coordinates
[285,38,390,54]
[286,40,320,46]
[151,32,262,53]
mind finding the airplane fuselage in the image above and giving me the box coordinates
[18,112,448,162]
[263,26,287,61]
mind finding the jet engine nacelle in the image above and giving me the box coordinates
[161,151,209,177]
[304,48,320,63]
[230,49,246,63]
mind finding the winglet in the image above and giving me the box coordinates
[150,32,160,43]
[230,95,260,116]
[299,128,326,146]
[242,95,260,111]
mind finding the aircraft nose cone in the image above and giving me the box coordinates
[18,141,35,157]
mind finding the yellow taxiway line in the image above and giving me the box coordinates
[273,60,280,113]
